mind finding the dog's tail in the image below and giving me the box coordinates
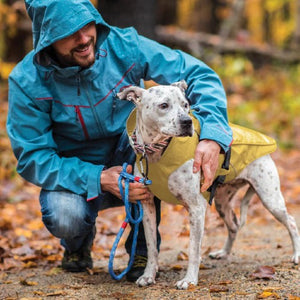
[240,185,255,228]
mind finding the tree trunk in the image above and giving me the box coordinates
[292,0,300,49]
[218,0,246,40]
[157,0,177,26]
[97,0,157,39]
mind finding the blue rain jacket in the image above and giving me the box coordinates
[7,0,232,201]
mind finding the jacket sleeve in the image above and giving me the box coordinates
[135,35,233,152]
[6,78,104,201]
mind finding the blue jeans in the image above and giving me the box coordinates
[39,130,161,257]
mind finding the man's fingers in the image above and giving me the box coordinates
[128,182,151,202]
[193,147,203,173]
[200,163,213,192]
[126,164,133,174]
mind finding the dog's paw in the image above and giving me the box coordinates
[292,252,300,264]
[136,275,156,287]
[208,249,228,260]
[175,278,196,290]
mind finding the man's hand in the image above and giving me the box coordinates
[193,139,221,192]
[100,165,151,203]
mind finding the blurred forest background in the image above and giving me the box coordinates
[1,0,300,150]
[1,0,300,182]
[0,1,300,293]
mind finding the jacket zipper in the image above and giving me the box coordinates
[75,105,90,139]
[77,75,81,96]
[80,77,104,135]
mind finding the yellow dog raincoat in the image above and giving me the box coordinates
[127,110,277,204]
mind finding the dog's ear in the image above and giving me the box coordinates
[171,80,188,93]
[117,86,144,104]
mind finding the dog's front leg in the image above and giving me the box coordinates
[176,200,206,289]
[136,195,158,286]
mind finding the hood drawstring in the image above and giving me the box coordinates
[111,89,117,122]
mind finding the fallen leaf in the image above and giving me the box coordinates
[27,219,44,230]
[209,285,230,293]
[177,251,188,261]
[45,291,66,297]
[218,280,233,285]
[33,291,46,296]
[3,257,24,270]
[19,255,39,262]
[202,246,212,255]
[187,284,197,291]
[48,284,66,289]
[46,254,62,261]
[258,291,280,299]
[171,264,183,270]
[45,267,62,276]
[235,291,250,296]
[250,266,276,280]
[0,272,8,280]
[20,278,38,286]
[14,228,32,238]
[23,261,38,268]
[199,263,215,270]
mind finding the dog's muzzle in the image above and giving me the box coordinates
[179,116,193,136]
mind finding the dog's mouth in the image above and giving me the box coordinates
[178,129,194,137]
[163,127,193,137]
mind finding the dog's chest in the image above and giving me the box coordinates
[138,131,200,205]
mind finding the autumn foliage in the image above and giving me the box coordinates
[0,1,300,298]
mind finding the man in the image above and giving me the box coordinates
[7,0,232,282]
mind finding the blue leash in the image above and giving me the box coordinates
[108,162,152,280]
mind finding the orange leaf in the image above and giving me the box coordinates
[209,285,230,293]
[258,291,280,299]
[171,264,183,270]
[177,251,188,261]
[20,278,38,286]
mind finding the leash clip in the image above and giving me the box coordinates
[139,153,150,183]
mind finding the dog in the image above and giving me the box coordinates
[117,81,300,289]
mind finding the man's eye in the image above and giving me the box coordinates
[159,103,169,109]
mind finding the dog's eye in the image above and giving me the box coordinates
[184,103,189,109]
[159,103,169,110]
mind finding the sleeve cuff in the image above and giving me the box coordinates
[86,165,105,201]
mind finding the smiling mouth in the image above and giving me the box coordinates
[77,46,89,52]
[73,40,93,56]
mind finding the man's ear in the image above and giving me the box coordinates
[117,86,144,104]
[171,80,188,93]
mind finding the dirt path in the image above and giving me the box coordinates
[1,200,299,300]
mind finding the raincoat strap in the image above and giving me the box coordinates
[207,147,231,205]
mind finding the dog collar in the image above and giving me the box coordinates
[131,130,171,155]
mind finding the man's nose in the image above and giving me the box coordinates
[75,30,90,44]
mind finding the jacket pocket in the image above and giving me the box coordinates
[75,105,90,140]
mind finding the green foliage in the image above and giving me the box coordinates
[211,55,300,149]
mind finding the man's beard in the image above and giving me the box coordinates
[55,38,96,69]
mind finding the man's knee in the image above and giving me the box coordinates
[39,190,95,239]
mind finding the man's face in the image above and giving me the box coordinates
[52,22,97,68]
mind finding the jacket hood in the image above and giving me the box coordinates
[25,0,110,53]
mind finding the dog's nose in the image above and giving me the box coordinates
[180,116,193,128]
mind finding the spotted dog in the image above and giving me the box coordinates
[117,81,300,289]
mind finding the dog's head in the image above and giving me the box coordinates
[117,80,194,138]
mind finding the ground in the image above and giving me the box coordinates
[1,151,300,300]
